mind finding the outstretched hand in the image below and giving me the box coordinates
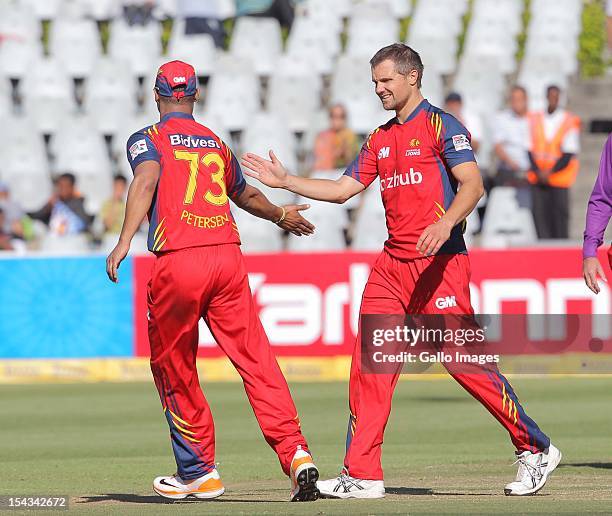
[278,204,315,237]
[241,150,290,189]
[583,256,606,294]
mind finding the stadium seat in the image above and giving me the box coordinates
[0,3,42,79]
[407,34,458,75]
[480,187,537,247]
[231,207,284,253]
[0,116,51,211]
[351,181,387,251]
[303,0,352,19]
[52,116,112,212]
[285,17,339,75]
[361,0,412,18]
[454,56,506,115]
[20,0,63,20]
[287,197,348,251]
[167,22,218,76]
[242,112,298,174]
[204,55,259,132]
[410,2,465,39]
[108,19,162,78]
[346,7,399,58]
[331,56,390,135]
[49,17,103,78]
[0,78,11,117]
[84,57,139,136]
[22,58,76,134]
[420,70,444,109]
[268,57,321,133]
[230,18,282,76]
[40,234,90,253]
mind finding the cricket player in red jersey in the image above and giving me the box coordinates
[105,61,320,502]
[242,44,561,498]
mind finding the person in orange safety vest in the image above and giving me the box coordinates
[527,85,580,239]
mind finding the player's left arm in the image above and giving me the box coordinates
[416,114,485,256]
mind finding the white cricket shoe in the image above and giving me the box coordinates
[504,443,562,496]
[153,469,225,500]
[317,470,385,499]
[289,445,320,502]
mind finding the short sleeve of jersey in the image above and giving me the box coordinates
[126,131,160,173]
[440,113,476,169]
[343,130,379,187]
[222,142,246,197]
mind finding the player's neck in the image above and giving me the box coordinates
[395,92,425,124]
[159,107,194,120]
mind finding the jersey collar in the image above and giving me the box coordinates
[160,112,195,122]
[398,98,430,124]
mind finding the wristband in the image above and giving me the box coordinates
[275,207,286,225]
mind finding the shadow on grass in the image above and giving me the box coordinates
[77,494,286,505]
[559,462,612,470]
[386,487,498,497]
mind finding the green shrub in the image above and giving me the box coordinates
[579,0,606,77]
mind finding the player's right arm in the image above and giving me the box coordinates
[106,131,161,283]
[241,150,368,204]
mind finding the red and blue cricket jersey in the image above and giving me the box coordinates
[126,112,246,253]
[344,99,476,261]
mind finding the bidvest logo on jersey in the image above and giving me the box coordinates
[169,134,221,149]
[380,168,423,191]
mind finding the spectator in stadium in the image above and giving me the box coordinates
[583,133,612,293]
[176,0,227,48]
[0,208,15,251]
[527,85,581,239]
[236,0,298,30]
[28,173,93,236]
[99,175,128,235]
[311,103,360,172]
[492,85,530,187]
[122,1,157,26]
[444,92,482,154]
[0,181,26,240]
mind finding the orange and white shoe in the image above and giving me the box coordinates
[289,445,320,502]
[153,469,225,500]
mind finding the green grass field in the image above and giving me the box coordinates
[1,377,611,515]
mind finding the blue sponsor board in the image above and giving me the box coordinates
[0,256,133,358]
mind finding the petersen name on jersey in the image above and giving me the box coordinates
[126,112,246,253]
[344,99,477,261]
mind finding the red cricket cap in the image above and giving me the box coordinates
[155,60,198,99]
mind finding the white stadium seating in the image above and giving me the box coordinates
[481,187,537,247]
[230,17,283,76]
[268,56,322,133]
[84,57,139,136]
[287,197,348,251]
[167,26,218,77]
[0,117,51,212]
[52,116,112,212]
[49,17,102,78]
[203,55,260,132]
[108,19,162,78]
[23,58,76,134]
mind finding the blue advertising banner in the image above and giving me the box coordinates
[0,256,133,358]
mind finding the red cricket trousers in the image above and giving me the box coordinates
[344,250,550,480]
[147,243,308,480]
